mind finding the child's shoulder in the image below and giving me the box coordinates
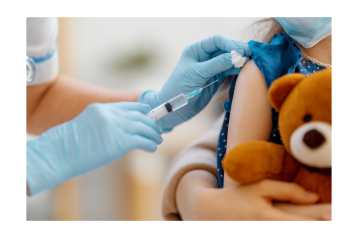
[248,33,293,49]
[248,33,302,88]
[248,33,297,53]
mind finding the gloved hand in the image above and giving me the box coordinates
[138,35,251,132]
[27,102,163,196]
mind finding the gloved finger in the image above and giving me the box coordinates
[257,180,320,204]
[127,135,158,152]
[124,120,163,145]
[109,102,151,114]
[199,35,251,56]
[209,50,244,78]
[219,67,241,79]
[124,111,163,134]
[196,53,235,80]
[211,50,225,58]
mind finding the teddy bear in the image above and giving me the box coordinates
[222,68,331,203]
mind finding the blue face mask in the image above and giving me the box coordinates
[275,17,331,48]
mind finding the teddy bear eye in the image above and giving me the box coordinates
[303,114,312,122]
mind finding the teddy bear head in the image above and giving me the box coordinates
[268,68,331,169]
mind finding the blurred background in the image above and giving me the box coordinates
[27,17,260,220]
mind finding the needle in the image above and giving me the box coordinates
[201,80,219,90]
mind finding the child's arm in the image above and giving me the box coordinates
[161,114,224,220]
[176,171,320,220]
[165,110,323,221]
[224,60,273,187]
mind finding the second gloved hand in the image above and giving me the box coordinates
[27,102,163,196]
[138,35,251,132]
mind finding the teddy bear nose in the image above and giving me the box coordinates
[303,129,326,149]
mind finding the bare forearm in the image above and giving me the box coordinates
[27,75,142,135]
[176,170,218,220]
[224,61,272,187]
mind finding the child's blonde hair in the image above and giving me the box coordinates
[250,18,285,43]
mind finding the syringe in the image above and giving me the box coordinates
[146,80,219,121]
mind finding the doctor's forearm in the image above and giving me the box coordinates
[27,75,142,135]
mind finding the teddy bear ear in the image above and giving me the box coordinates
[268,73,307,111]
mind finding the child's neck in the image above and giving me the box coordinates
[302,35,332,66]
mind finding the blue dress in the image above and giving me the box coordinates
[216,33,326,188]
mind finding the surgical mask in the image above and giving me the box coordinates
[275,17,331,48]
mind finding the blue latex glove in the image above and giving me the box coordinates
[138,35,251,132]
[27,102,163,196]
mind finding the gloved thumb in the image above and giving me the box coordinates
[197,53,237,79]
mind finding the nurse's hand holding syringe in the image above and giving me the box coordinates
[138,35,251,132]
[27,34,250,196]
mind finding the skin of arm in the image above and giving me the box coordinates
[176,169,330,220]
[27,75,141,135]
[176,170,219,220]
[224,60,272,187]
[176,169,322,220]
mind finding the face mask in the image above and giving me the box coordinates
[274,17,331,48]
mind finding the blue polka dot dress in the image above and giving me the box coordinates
[216,33,327,188]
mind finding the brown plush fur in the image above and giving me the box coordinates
[222,68,331,203]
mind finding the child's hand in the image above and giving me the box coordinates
[274,202,331,220]
[193,179,320,220]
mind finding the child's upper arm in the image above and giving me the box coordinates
[224,60,273,187]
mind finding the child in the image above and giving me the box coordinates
[217,17,332,188]
[162,17,332,220]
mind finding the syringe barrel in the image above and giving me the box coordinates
[146,102,171,121]
[146,93,189,121]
